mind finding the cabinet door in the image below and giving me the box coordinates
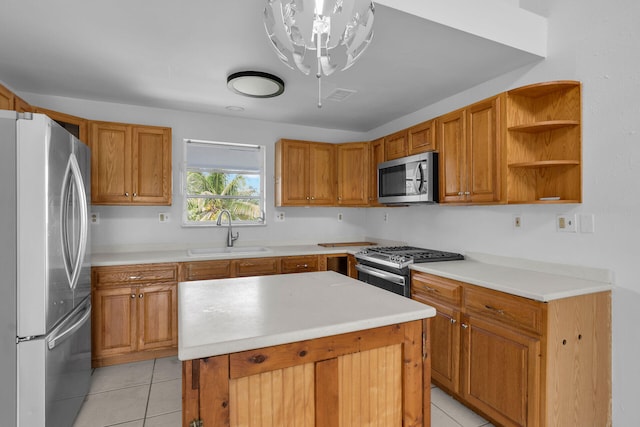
[414,296,460,393]
[308,142,336,205]
[90,122,132,204]
[408,120,436,154]
[384,129,408,160]
[461,315,541,427]
[369,138,384,205]
[337,142,369,206]
[467,96,502,203]
[92,287,136,359]
[182,260,232,281]
[278,140,310,206]
[137,284,178,351]
[437,109,467,203]
[132,126,172,205]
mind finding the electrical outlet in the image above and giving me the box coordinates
[513,214,523,229]
[337,212,343,222]
[158,212,170,222]
[556,214,576,232]
[90,212,99,224]
[275,211,285,222]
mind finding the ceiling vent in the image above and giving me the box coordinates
[325,88,357,102]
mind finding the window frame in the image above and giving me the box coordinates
[182,139,267,227]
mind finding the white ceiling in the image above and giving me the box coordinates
[0,0,545,132]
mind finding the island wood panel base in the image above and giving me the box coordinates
[182,320,431,427]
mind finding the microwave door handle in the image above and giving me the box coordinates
[412,163,422,194]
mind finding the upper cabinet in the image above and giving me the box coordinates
[337,142,369,206]
[505,81,581,204]
[0,82,32,112]
[34,107,88,142]
[90,121,172,206]
[368,138,385,206]
[275,139,336,206]
[408,119,437,154]
[438,95,504,204]
[384,129,408,160]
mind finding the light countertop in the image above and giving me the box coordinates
[91,243,377,267]
[178,271,436,361]
[410,252,613,302]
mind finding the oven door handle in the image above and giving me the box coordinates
[355,264,406,286]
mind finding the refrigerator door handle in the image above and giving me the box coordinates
[61,153,89,290]
[46,301,91,351]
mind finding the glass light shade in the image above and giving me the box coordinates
[227,71,285,98]
[264,0,375,77]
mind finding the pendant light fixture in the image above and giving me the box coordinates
[264,0,375,108]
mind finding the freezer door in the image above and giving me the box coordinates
[18,297,92,427]
[17,114,90,337]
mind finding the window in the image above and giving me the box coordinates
[183,139,266,226]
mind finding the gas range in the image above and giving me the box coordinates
[355,246,464,270]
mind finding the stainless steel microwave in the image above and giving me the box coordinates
[377,152,438,204]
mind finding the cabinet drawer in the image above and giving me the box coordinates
[183,260,231,281]
[93,264,178,287]
[411,272,462,307]
[281,255,319,274]
[464,287,543,335]
[234,257,279,277]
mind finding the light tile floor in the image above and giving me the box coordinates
[74,356,495,427]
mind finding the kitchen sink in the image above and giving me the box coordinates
[187,246,272,257]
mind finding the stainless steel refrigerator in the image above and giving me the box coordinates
[0,110,92,426]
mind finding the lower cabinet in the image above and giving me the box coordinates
[92,263,179,367]
[411,271,611,427]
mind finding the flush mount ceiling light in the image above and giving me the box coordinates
[227,71,285,98]
[264,0,375,108]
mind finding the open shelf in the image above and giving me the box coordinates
[508,120,580,133]
[509,160,580,168]
[506,81,582,204]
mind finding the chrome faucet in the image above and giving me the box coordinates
[216,209,239,247]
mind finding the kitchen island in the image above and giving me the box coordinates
[178,271,436,427]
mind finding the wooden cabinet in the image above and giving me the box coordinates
[89,121,172,205]
[0,83,12,110]
[384,129,408,160]
[337,142,369,206]
[437,95,504,204]
[368,137,384,205]
[275,139,336,206]
[92,263,179,367]
[181,259,232,281]
[411,271,611,427]
[234,257,280,277]
[0,82,32,112]
[408,119,437,154]
[506,81,581,204]
[280,255,319,274]
[34,106,88,142]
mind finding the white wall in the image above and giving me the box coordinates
[23,93,370,250]
[363,0,639,424]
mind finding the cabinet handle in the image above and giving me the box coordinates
[461,323,469,329]
[129,276,142,280]
[484,304,505,315]
[423,286,437,293]
[450,318,457,324]
[457,192,463,196]
[296,264,309,268]
[311,196,315,200]
[306,196,310,200]
[139,293,144,298]
[133,192,137,197]
[125,192,129,197]
[131,294,136,299]
[464,191,471,195]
